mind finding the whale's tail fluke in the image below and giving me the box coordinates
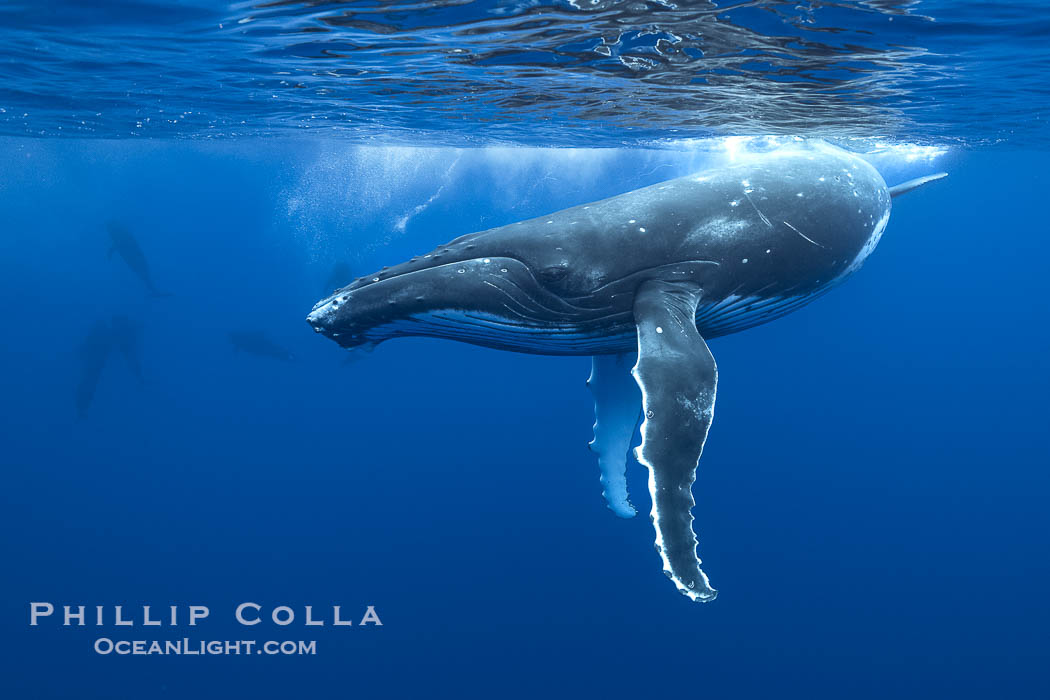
[889,172,948,198]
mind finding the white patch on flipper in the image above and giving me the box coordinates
[631,346,717,603]
[588,354,640,519]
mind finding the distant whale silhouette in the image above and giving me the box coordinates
[307,141,946,602]
[107,222,171,297]
[229,331,295,361]
[109,315,144,385]
[76,315,146,417]
[76,321,112,418]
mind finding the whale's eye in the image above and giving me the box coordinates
[538,265,569,283]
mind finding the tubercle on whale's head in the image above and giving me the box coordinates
[335,231,494,294]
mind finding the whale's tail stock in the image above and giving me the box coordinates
[888,172,948,198]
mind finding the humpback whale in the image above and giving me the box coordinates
[107,222,171,297]
[76,321,113,418]
[109,315,145,385]
[306,141,946,602]
[75,316,146,417]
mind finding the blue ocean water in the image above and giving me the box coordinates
[1,2,1049,699]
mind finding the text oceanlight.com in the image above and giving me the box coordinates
[94,638,318,656]
[29,602,383,656]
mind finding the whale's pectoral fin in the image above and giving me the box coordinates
[587,353,641,518]
[632,279,718,602]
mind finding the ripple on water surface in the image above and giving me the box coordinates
[0,0,1047,145]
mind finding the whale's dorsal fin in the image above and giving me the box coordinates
[587,352,641,518]
[632,279,718,602]
[889,172,947,198]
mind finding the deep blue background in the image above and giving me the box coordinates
[1,140,1047,698]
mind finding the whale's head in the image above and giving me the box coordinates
[306,248,597,351]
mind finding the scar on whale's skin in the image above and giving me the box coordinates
[743,190,773,229]
[782,220,827,249]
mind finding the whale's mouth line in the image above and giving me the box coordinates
[312,255,587,322]
[313,256,725,324]
[365,309,639,355]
